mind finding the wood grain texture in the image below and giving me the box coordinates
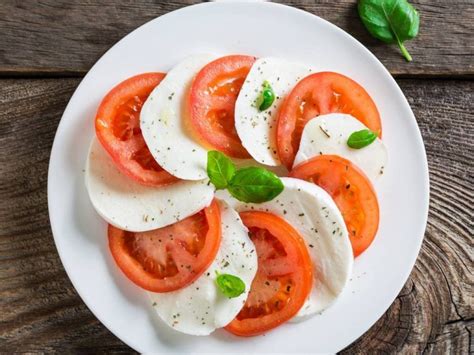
[0,0,473,77]
[0,78,472,353]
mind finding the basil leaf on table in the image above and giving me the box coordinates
[215,272,246,298]
[207,150,236,190]
[228,167,284,203]
[347,129,378,149]
[358,0,420,61]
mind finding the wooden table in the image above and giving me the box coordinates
[1,1,472,353]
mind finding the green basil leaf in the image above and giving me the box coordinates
[207,150,236,190]
[347,129,378,149]
[215,272,246,298]
[358,0,420,61]
[256,81,275,111]
[228,167,284,203]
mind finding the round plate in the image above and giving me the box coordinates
[48,2,429,353]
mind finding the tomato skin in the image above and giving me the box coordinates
[108,200,221,292]
[277,72,382,168]
[290,155,379,256]
[225,211,313,336]
[95,73,178,186]
[188,55,256,159]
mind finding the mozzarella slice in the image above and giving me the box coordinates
[149,200,257,336]
[235,57,313,166]
[216,177,353,320]
[294,113,387,181]
[140,54,218,180]
[233,158,288,177]
[85,138,214,232]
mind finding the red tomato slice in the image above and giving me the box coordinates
[277,72,382,168]
[108,200,221,292]
[188,55,256,158]
[290,155,379,256]
[95,73,177,186]
[225,212,313,336]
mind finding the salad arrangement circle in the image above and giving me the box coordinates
[85,54,388,337]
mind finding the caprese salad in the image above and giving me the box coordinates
[85,54,387,337]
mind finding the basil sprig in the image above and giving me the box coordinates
[228,167,283,203]
[207,151,284,203]
[207,150,236,189]
[358,0,420,62]
[256,81,275,111]
[347,129,378,149]
[215,272,246,298]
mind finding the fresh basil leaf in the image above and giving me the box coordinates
[215,272,246,298]
[256,81,275,111]
[347,129,378,149]
[358,0,420,61]
[207,150,236,190]
[228,167,284,203]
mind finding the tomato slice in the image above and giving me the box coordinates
[290,155,379,256]
[277,72,382,168]
[225,212,313,336]
[108,200,221,292]
[188,55,256,158]
[95,73,177,186]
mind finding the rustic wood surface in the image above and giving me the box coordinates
[0,1,472,353]
[0,0,473,78]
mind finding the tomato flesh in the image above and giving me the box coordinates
[225,212,312,336]
[188,55,256,158]
[290,155,379,256]
[95,73,177,186]
[108,200,221,292]
[277,72,382,168]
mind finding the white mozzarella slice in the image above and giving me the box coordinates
[233,158,288,177]
[149,200,257,336]
[216,177,353,320]
[85,138,214,232]
[294,113,388,181]
[235,57,313,166]
[140,54,218,180]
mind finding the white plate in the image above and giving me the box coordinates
[48,2,429,353]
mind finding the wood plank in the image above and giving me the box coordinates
[280,0,474,78]
[0,78,472,352]
[0,1,472,77]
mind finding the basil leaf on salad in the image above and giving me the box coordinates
[358,0,420,62]
[347,129,378,149]
[207,151,284,203]
[256,81,275,111]
[215,272,246,298]
[228,167,284,203]
[207,150,236,190]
